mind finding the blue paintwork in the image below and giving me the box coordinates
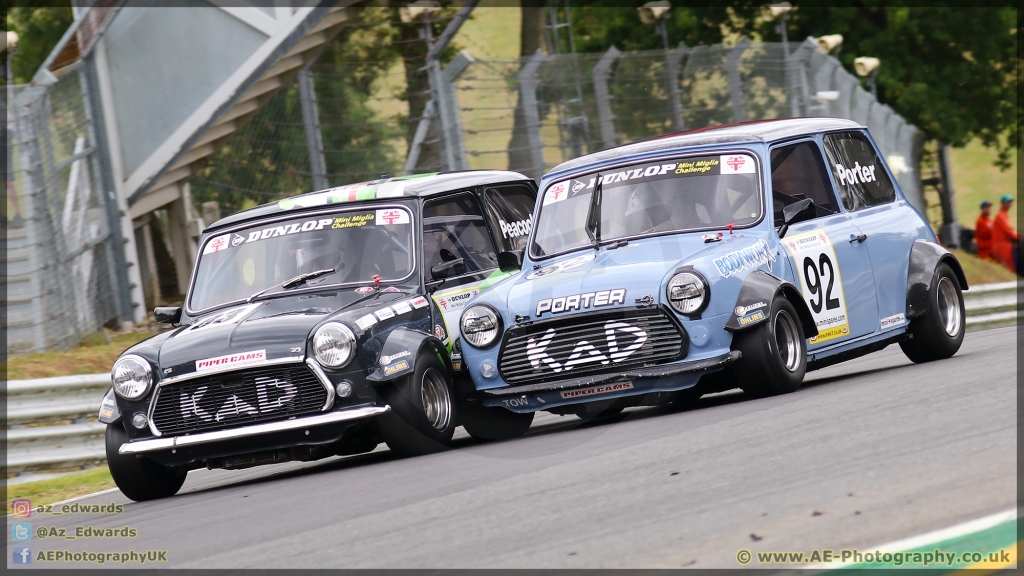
[460,119,937,412]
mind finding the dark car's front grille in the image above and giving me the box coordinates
[152,364,328,435]
[498,307,686,385]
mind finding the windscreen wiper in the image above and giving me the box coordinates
[585,173,603,251]
[246,268,336,303]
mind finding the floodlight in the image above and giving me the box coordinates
[399,1,441,24]
[638,1,671,25]
[817,34,843,54]
[854,57,880,77]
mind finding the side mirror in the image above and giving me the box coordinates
[497,250,523,273]
[430,258,466,281]
[777,198,814,239]
[154,306,182,325]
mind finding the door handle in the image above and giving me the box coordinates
[849,233,868,243]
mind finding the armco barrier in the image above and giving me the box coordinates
[4,282,1018,475]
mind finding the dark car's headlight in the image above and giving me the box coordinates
[461,305,501,348]
[667,271,709,314]
[313,322,356,368]
[111,355,153,400]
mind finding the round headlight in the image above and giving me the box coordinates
[461,305,501,348]
[313,323,356,368]
[667,272,709,315]
[111,355,153,400]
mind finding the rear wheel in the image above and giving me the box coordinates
[732,296,807,397]
[899,263,965,363]
[377,353,457,456]
[105,423,186,502]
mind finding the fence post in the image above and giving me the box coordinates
[593,45,620,150]
[439,49,474,171]
[403,98,435,175]
[726,38,749,122]
[665,42,688,131]
[937,143,961,248]
[12,89,48,351]
[518,50,547,181]
[298,60,328,191]
[789,38,817,118]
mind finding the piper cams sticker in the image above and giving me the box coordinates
[783,229,850,344]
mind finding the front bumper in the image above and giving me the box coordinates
[119,405,389,455]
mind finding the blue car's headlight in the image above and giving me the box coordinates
[667,272,709,315]
[461,305,501,348]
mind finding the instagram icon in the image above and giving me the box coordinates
[11,498,32,518]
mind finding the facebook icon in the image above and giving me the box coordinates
[13,546,32,565]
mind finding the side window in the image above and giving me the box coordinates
[483,184,536,252]
[770,141,841,223]
[422,192,497,276]
[822,131,895,211]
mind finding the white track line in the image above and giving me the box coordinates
[810,508,1019,569]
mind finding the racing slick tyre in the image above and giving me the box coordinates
[899,263,965,363]
[377,354,458,456]
[459,398,534,441]
[732,296,807,397]
[105,423,186,501]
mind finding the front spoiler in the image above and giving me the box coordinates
[119,406,390,455]
[472,350,741,400]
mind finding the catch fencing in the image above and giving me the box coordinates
[5,63,124,354]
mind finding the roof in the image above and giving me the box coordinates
[548,118,864,176]
[207,170,531,231]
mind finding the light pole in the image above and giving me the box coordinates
[638,1,672,52]
[854,57,880,98]
[762,2,794,59]
[638,1,684,130]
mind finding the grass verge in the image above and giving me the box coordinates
[6,467,116,515]
[4,330,156,381]
[950,248,1018,286]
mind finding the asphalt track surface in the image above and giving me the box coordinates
[8,327,1017,569]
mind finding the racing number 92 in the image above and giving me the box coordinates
[802,253,841,314]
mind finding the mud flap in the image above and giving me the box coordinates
[724,270,818,338]
[365,327,449,383]
[906,240,968,319]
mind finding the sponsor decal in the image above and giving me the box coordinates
[713,239,775,278]
[243,218,335,244]
[383,360,410,377]
[99,407,113,418]
[543,181,569,205]
[880,313,906,329]
[434,287,479,312]
[560,381,634,399]
[734,301,767,316]
[179,376,297,423]
[452,361,462,371]
[673,158,719,175]
[231,234,245,247]
[381,286,401,293]
[499,216,533,239]
[410,296,429,309]
[834,161,878,187]
[376,209,410,225]
[525,253,596,280]
[738,310,766,326]
[181,304,261,334]
[571,181,586,193]
[527,321,648,373]
[375,307,395,321]
[203,234,231,254]
[720,154,756,174]
[783,230,851,344]
[195,350,267,373]
[354,286,374,293]
[331,212,375,229]
[434,324,446,340]
[391,300,412,315]
[536,288,627,317]
[380,350,411,365]
[355,314,377,331]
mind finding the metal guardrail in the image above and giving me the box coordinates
[4,282,1018,475]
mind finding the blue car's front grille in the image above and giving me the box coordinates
[151,364,327,436]
[497,307,686,385]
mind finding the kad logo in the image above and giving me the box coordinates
[526,321,648,373]
[179,376,297,423]
[499,216,533,239]
[536,288,626,316]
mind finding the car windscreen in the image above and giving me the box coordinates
[189,207,414,312]
[531,153,763,257]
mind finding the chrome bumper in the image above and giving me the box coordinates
[119,406,390,455]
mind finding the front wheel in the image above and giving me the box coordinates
[899,263,965,363]
[105,424,186,502]
[377,353,458,456]
[732,296,807,397]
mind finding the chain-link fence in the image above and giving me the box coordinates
[5,62,122,353]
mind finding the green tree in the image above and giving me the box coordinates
[5,5,73,84]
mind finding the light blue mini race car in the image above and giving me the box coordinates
[454,118,967,440]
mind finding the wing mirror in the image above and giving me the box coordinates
[777,198,814,239]
[430,258,466,281]
[497,250,523,273]
[154,306,182,325]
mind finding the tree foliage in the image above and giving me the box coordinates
[5,5,74,84]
